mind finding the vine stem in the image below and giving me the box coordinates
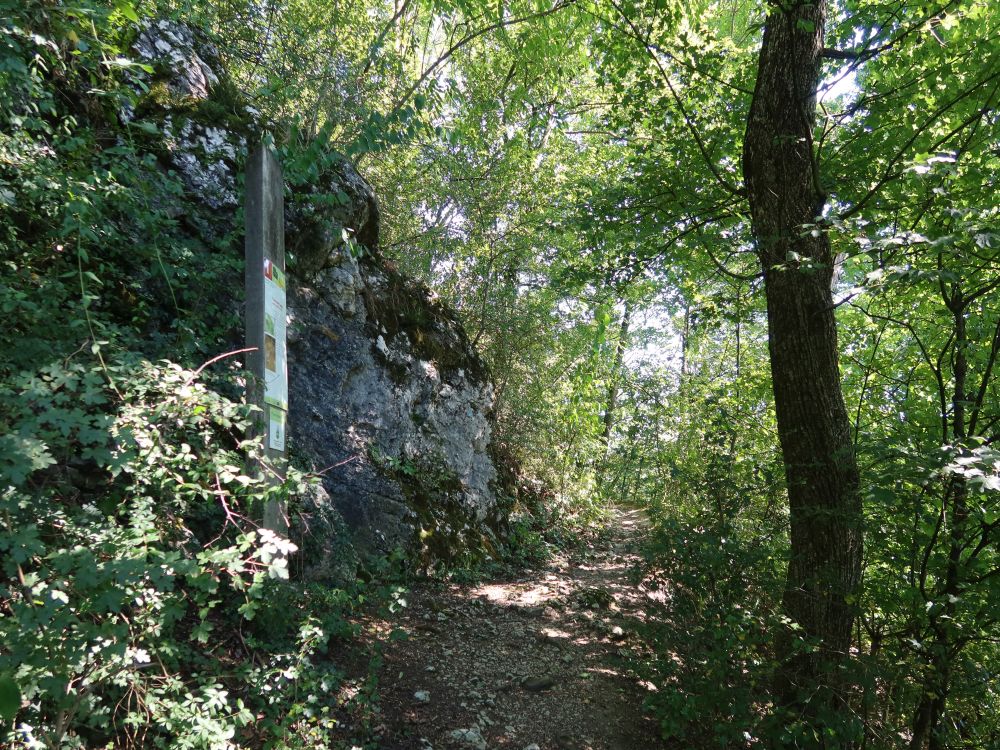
[76,224,123,399]
[184,346,258,385]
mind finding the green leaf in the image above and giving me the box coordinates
[388,628,409,642]
[0,675,20,722]
[116,1,140,23]
[131,120,159,135]
[0,434,56,485]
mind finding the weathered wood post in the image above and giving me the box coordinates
[245,144,288,533]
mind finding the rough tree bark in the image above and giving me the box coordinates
[742,0,863,725]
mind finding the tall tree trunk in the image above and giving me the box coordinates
[742,0,863,724]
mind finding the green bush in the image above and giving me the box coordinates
[635,509,786,747]
[0,357,364,749]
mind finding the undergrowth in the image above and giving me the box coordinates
[0,357,394,749]
[0,5,394,745]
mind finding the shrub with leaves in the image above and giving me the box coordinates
[635,506,787,747]
[0,357,363,748]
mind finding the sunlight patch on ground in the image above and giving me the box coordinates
[337,682,361,703]
[539,626,575,641]
[541,627,597,647]
[469,583,554,606]
[583,666,623,679]
[643,587,670,604]
[617,509,650,530]
[576,560,629,571]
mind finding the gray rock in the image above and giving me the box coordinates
[522,675,556,692]
[447,728,487,750]
[311,251,365,316]
[130,22,245,210]
[413,690,431,703]
[291,480,358,586]
[288,251,505,557]
[161,116,242,208]
[286,155,380,277]
[130,20,510,567]
[134,20,219,100]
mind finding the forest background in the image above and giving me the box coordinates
[1,0,998,748]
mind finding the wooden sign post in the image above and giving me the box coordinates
[245,145,288,533]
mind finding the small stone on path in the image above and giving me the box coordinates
[447,727,487,750]
[522,675,556,692]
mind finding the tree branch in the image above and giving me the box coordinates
[605,0,745,199]
[385,0,578,123]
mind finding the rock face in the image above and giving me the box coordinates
[130,20,248,210]
[134,20,220,101]
[287,241,505,561]
[133,21,509,569]
[286,154,381,275]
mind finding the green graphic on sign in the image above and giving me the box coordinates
[268,405,286,451]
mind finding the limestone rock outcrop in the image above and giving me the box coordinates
[288,242,504,560]
[133,21,509,571]
[130,21,249,210]
[134,20,220,101]
[286,154,381,275]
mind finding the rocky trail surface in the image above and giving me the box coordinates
[369,508,669,750]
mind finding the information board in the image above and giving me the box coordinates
[262,258,288,411]
[245,145,288,532]
[268,406,286,452]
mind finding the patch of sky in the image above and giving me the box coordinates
[819,68,859,104]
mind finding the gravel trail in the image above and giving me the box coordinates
[372,508,669,750]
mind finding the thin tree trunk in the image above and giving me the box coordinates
[742,0,863,723]
[910,286,968,750]
[603,300,633,446]
[680,301,690,383]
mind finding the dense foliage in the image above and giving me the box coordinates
[2,0,998,748]
[0,3,390,747]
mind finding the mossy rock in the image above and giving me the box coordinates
[361,256,490,384]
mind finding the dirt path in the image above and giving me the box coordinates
[371,508,669,750]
